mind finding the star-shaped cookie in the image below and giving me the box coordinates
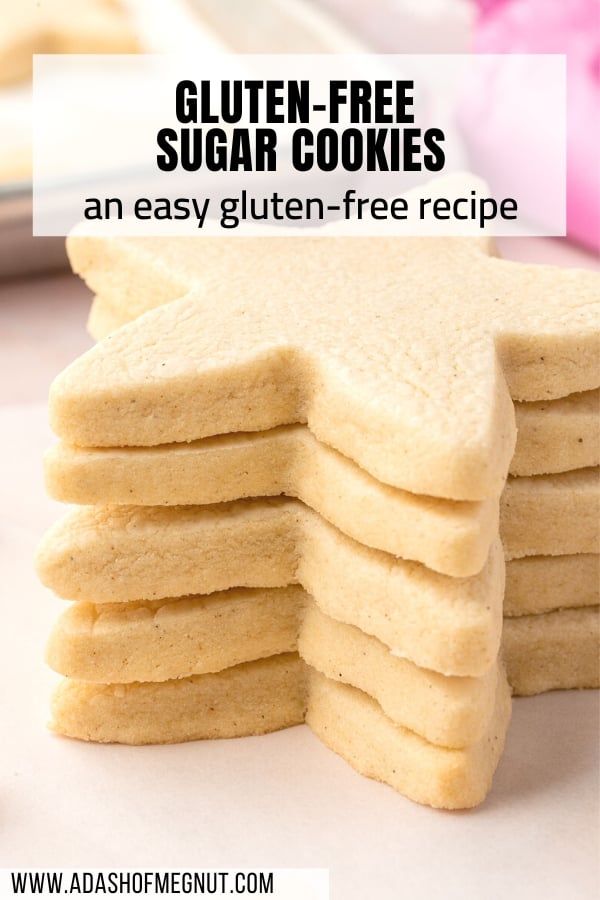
[36,499,505,676]
[56,235,600,501]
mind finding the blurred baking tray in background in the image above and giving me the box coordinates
[0,183,68,280]
[0,0,368,280]
[0,0,474,280]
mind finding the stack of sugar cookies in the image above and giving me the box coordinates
[37,232,599,811]
[74,236,600,696]
[502,389,599,695]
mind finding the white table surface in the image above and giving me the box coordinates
[1,237,598,898]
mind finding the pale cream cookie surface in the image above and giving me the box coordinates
[47,589,500,749]
[45,432,599,572]
[503,607,600,695]
[36,500,505,677]
[50,656,511,811]
[58,235,600,501]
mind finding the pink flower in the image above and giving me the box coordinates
[465,0,599,249]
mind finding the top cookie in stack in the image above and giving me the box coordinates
[37,229,599,811]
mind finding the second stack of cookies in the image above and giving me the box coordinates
[502,389,599,696]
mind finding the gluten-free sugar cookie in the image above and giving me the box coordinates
[49,658,511,811]
[37,500,504,677]
[57,235,600,500]
[46,589,500,749]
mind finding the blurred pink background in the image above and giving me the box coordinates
[322,0,599,251]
